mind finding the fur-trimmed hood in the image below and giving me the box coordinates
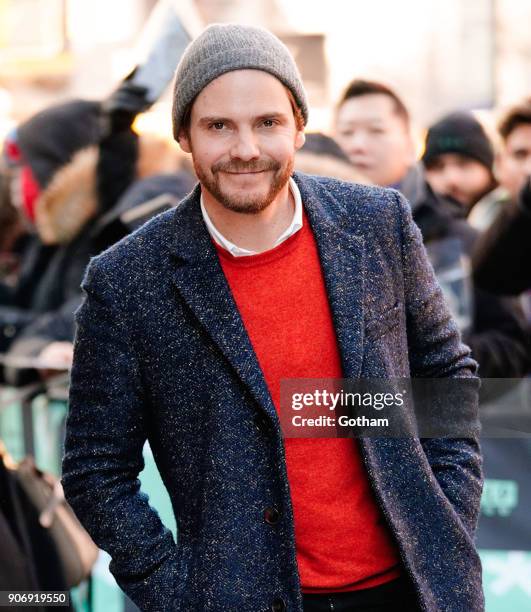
[35,135,193,245]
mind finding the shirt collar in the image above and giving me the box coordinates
[200,177,303,257]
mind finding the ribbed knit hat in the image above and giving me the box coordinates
[422,111,494,171]
[171,23,308,139]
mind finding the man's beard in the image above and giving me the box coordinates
[193,156,294,214]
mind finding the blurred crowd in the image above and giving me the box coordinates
[0,15,530,604]
[0,63,530,389]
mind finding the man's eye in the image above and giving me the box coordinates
[211,122,225,130]
[262,119,276,127]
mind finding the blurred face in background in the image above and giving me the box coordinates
[424,153,493,209]
[496,123,531,201]
[334,93,415,186]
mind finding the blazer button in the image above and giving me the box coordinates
[264,506,281,526]
[271,597,286,612]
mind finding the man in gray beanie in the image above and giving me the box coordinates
[62,23,484,612]
[171,24,309,138]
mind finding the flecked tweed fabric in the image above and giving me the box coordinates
[171,23,309,138]
[216,219,403,591]
[62,172,484,612]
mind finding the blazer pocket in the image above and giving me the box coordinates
[365,300,401,341]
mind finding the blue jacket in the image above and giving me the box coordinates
[62,172,484,612]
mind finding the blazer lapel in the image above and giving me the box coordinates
[168,174,366,426]
[294,173,366,378]
[168,186,277,422]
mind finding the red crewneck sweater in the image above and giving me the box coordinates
[216,211,402,593]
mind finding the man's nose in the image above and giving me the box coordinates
[347,132,368,154]
[230,128,260,161]
[441,166,461,189]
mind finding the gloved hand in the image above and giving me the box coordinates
[101,69,151,135]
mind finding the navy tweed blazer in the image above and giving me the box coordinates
[62,172,484,611]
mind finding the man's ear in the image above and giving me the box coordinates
[295,130,306,151]
[178,129,192,154]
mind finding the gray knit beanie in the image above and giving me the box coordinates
[171,23,308,139]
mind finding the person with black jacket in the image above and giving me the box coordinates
[0,100,102,355]
[473,98,531,296]
[1,93,195,386]
[473,177,531,296]
[334,80,529,378]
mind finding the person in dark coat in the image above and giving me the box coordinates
[473,177,531,295]
[1,96,194,384]
[2,166,195,385]
[473,98,531,296]
[3,170,195,377]
[63,24,483,612]
[0,101,102,354]
[334,79,529,379]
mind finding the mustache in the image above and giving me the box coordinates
[212,159,281,173]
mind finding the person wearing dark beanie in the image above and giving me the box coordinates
[423,111,496,211]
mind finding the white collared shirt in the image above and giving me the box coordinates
[200,177,303,257]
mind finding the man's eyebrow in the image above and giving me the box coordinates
[197,116,231,126]
[197,112,290,126]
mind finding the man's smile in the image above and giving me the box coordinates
[225,170,266,174]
